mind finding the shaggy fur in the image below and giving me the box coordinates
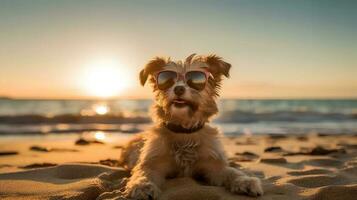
[119,54,263,199]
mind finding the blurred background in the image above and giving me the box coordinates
[1,0,357,140]
[1,2,357,199]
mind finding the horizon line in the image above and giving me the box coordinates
[2,96,357,101]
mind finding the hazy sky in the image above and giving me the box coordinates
[0,0,356,99]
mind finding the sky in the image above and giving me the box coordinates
[0,0,356,99]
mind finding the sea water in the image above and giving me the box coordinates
[0,99,356,135]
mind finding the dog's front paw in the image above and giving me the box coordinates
[124,181,161,200]
[230,176,263,197]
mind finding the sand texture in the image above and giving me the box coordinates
[0,133,356,200]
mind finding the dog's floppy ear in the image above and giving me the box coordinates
[205,55,231,79]
[139,57,167,86]
[139,70,148,86]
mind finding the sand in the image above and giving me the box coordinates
[0,133,356,200]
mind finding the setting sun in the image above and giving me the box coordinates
[82,59,132,98]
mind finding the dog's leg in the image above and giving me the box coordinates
[118,134,145,170]
[124,165,164,200]
[199,162,263,197]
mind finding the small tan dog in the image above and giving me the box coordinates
[120,54,263,199]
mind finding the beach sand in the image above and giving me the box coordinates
[0,133,356,200]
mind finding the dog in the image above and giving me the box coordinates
[119,54,263,199]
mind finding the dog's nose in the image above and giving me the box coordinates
[174,86,185,96]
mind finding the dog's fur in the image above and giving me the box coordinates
[119,54,263,199]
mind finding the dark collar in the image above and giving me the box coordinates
[164,122,205,134]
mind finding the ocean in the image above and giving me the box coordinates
[0,99,356,136]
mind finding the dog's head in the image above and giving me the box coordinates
[139,54,231,129]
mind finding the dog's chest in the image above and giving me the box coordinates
[171,139,200,176]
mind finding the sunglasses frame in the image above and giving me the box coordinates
[154,69,213,91]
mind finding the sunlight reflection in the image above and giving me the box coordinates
[94,131,106,141]
[94,104,110,115]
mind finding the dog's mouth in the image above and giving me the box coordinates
[172,98,190,108]
[171,98,198,110]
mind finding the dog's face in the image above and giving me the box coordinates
[139,54,231,129]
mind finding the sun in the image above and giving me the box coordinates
[82,59,132,98]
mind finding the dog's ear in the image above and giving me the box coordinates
[205,55,231,79]
[139,69,148,86]
[139,57,167,86]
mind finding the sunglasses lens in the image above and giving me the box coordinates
[185,71,207,90]
[157,71,177,90]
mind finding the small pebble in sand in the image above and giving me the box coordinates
[310,146,346,155]
[30,145,79,152]
[30,146,51,152]
[75,138,104,145]
[235,151,258,156]
[260,157,287,164]
[21,163,57,169]
[233,151,259,161]
[264,146,283,152]
[0,151,18,156]
[284,146,346,156]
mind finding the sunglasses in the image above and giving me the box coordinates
[155,70,212,91]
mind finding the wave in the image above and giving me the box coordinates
[215,110,357,123]
[0,114,151,125]
[0,123,149,135]
[0,111,356,135]
[0,110,356,125]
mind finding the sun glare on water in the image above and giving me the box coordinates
[82,59,132,98]
[94,131,106,141]
[94,104,109,115]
